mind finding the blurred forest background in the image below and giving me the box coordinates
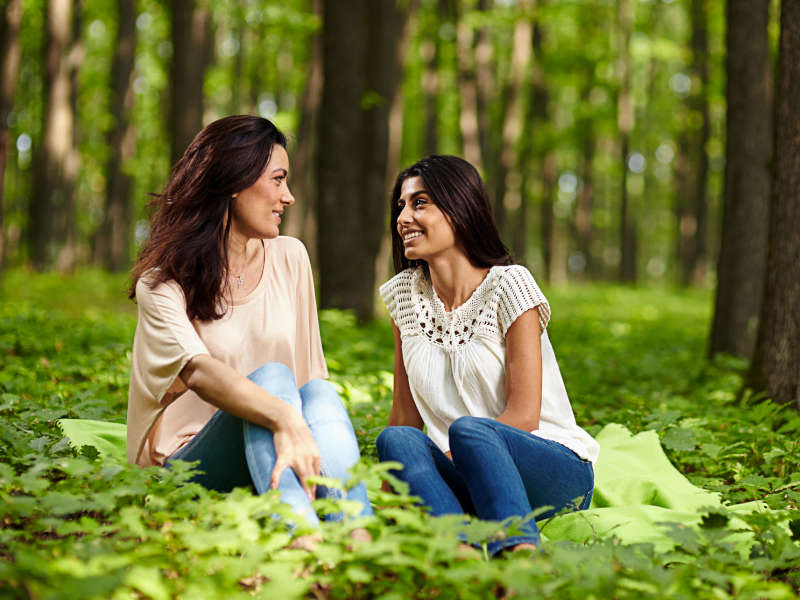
[0,0,797,405]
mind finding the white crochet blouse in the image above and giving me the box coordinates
[379,264,599,464]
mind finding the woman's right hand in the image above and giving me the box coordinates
[271,409,321,501]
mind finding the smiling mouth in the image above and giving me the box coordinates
[403,231,423,243]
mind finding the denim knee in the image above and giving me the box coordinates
[449,415,492,440]
[299,379,348,424]
[248,362,295,388]
[376,426,426,461]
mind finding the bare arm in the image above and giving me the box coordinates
[180,354,320,500]
[386,323,424,429]
[496,308,543,432]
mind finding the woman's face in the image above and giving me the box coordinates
[230,144,294,240]
[396,176,458,263]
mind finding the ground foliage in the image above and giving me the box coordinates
[0,270,798,599]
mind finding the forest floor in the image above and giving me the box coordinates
[0,269,798,599]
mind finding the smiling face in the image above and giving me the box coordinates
[396,176,458,263]
[230,144,294,240]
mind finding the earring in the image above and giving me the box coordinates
[231,193,238,199]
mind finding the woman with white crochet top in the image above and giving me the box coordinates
[377,155,599,556]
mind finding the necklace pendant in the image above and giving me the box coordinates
[235,275,244,288]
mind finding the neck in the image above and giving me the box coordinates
[227,234,255,273]
[427,251,490,312]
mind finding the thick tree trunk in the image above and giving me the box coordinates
[30,0,81,270]
[709,0,771,359]
[0,0,22,270]
[317,0,407,320]
[748,1,800,409]
[168,0,212,166]
[95,0,136,271]
[617,0,636,283]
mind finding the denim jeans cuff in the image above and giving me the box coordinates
[486,534,541,557]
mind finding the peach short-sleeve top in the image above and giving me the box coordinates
[126,236,328,467]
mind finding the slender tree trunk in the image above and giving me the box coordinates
[455,7,483,170]
[317,0,407,320]
[709,0,771,359]
[168,0,212,166]
[0,0,22,270]
[616,0,636,283]
[284,0,323,266]
[575,67,595,279]
[95,0,136,271]
[496,0,533,248]
[687,0,710,285]
[748,0,800,408]
[30,0,81,270]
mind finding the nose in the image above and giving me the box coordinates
[281,185,295,206]
[397,203,413,226]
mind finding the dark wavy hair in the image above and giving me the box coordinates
[390,154,513,273]
[129,115,287,321]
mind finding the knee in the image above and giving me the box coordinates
[449,415,491,441]
[299,379,348,423]
[247,362,295,388]
[376,426,426,461]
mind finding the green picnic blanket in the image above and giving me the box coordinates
[57,419,763,549]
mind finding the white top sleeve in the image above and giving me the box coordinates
[497,265,551,335]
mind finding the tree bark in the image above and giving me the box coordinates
[95,0,136,271]
[709,0,771,359]
[748,0,800,409]
[317,0,407,320]
[168,0,212,166]
[30,0,81,270]
[0,0,22,270]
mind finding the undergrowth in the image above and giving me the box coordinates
[0,269,798,599]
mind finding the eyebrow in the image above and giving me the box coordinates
[399,190,428,201]
[271,168,288,177]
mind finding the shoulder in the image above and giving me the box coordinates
[135,270,186,310]
[270,236,309,260]
[494,264,544,299]
[379,267,421,305]
[492,264,551,333]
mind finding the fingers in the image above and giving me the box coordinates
[270,457,288,490]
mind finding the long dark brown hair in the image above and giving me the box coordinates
[129,115,287,321]
[390,154,513,273]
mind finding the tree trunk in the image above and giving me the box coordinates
[687,0,710,285]
[30,0,81,270]
[455,8,483,170]
[497,0,533,249]
[709,0,770,359]
[0,0,22,270]
[748,0,800,409]
[168,0,212,166]
[95,0,136,271]
[317,0,407,320]
[284,0,323,267]
[617,0,636,283]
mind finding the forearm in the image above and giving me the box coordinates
[180,354,298,431]
[495,406,540,432]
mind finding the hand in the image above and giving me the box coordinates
[271,410,321,502]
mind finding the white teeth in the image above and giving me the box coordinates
[403,231,423,241]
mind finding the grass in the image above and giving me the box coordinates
[0,269,798,599]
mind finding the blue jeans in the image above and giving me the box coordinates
[376,416,593,555]
[167,362,373,526]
